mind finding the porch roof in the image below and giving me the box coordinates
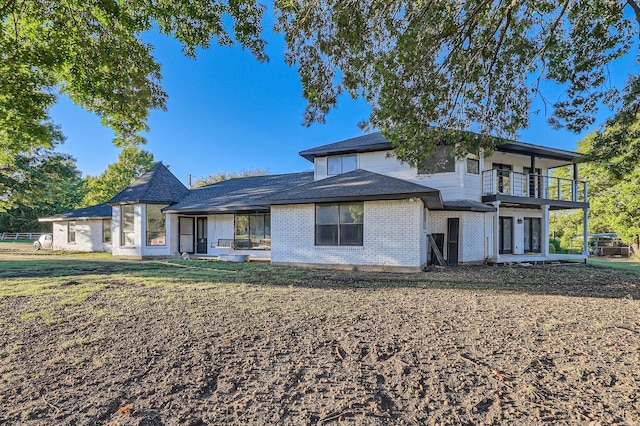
[162,172,314,214]
[38,203,112,222]
[263,169,444,209]
[442,200,496,212]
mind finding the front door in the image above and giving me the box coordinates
[499,217,513,254]
[524,217,541,253]
[447,218,459,266]
[196,217,207,254]
[179,217,195,253]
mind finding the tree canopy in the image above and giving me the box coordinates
[191,168,268,188]
[1,1,639,168]
[82,146,155,206]
[550,134,640,248]
[0,0,266,163]
[0,147,84,231]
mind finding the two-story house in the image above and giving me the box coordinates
[40,132,589,270]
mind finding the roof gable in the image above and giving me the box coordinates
[108,162,189,205]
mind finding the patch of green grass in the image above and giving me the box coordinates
[588,258,640,272]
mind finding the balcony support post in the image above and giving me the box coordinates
[493,201,501,260]
[582,207,589,262]
[542,204,550,257]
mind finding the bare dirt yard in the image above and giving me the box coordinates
[0,252,639,425]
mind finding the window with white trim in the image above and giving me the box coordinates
[418,146,455,174]
[146,204,168,246]
[315,203,363,246]
[121,205,135,246]
[327,155,357,175]
[68,220,76,244]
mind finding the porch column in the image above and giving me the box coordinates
[582,207,589,260]
[530,155,536,197]
[493,201,501,260]
[572,163,579,202]
[542,205,550,257]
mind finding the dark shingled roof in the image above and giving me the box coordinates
[108,162,189,205]
[442,200,496,212]
[299,132,392,161]
[163,172,315,214]
[264,169,443,209]
[38,203,112,222]
[299,131,582,164]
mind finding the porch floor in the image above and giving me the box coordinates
[488,253,588,265]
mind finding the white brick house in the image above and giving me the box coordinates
[41,132,589,270]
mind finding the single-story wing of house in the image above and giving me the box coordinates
[40,132,590,270]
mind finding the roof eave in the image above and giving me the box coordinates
[267,191,441,206]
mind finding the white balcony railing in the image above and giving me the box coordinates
[482,170,587,203]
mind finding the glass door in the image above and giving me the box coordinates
[524,217,541,253]
[196,217,207,254]
[179,217,194,253]
[499,217,513,254]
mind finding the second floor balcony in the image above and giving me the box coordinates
[482,169,588,208]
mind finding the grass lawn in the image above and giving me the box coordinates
[588,257,640,272]
[1,258,639,425]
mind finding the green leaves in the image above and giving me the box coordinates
[275,0,638,165]
[82,146,155,206]
[0,0,268,161]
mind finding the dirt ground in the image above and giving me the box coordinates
[0,253,639,425]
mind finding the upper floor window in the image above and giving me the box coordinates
[418,146,455,174]
[146,204,167,246]
[68,220,76,244]
[103,219,112,243]
[466,153,480,174]
[315,203,364,246]
[327,155,357,175]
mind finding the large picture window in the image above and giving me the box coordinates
[315,203,363,246]
[146,204,167,246]
[418,146,455,174]
[120,205,135,246]
[68,221,76,244]
[327,155,357,175]
[234,213,271,249]
[103,219,112,243]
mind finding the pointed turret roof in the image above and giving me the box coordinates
[108,162,189,205]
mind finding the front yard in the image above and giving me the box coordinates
[0,258,638,425]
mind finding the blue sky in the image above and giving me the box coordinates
[50,21,635,186]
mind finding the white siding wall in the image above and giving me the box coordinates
[272,199,424,268]
[427,211,489,263]
[51,220,110,252]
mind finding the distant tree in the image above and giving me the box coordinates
[0,148,84,232]
[82,147,155,206]
[550,134,640,248]
[191,168,269,188]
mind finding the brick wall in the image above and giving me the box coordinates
[52,220,109,252]
[272,199,424,268]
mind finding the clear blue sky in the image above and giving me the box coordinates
[50,20,636,186]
